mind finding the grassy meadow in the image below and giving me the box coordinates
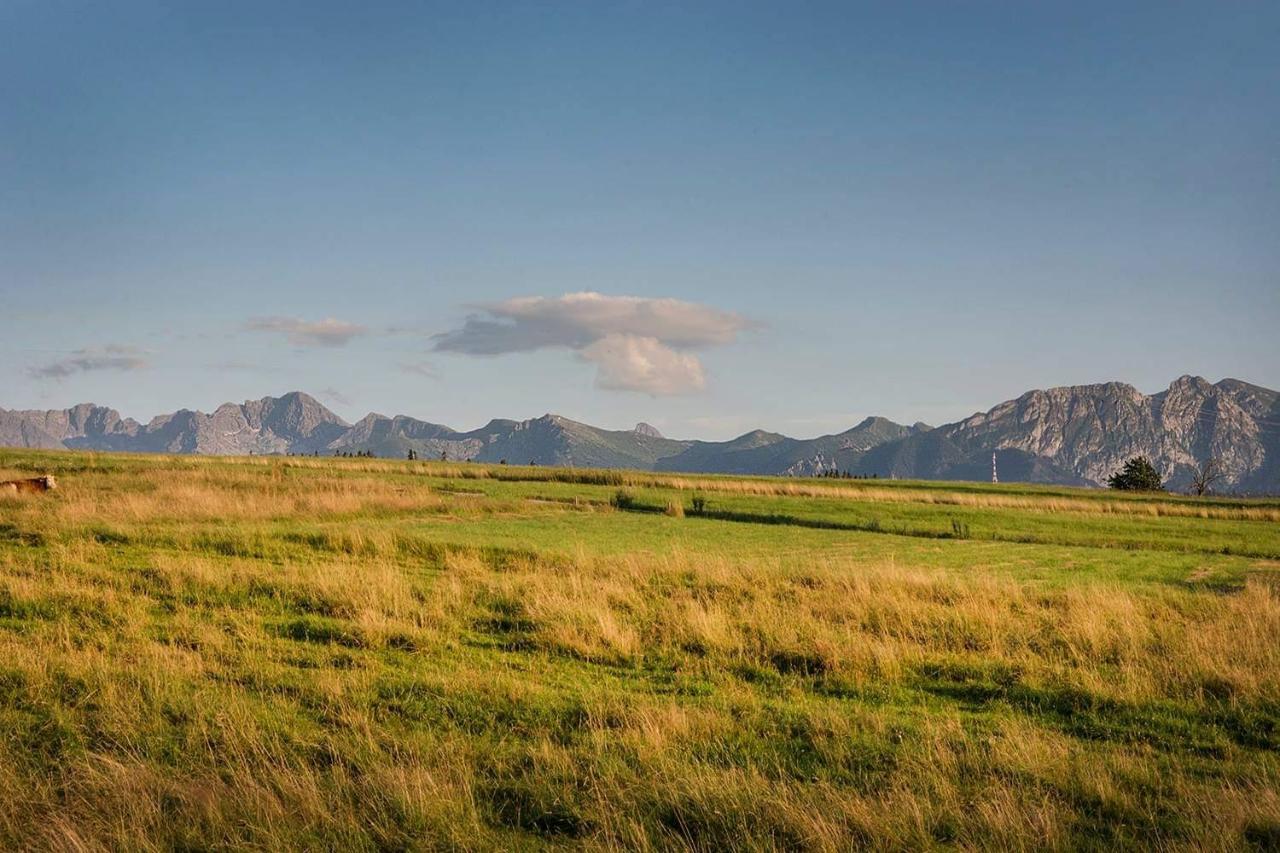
[1,449,1279,850]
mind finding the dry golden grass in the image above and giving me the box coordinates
[440,547,1280,708]
[1,449,1279,849]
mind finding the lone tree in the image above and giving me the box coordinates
[1188,457,1224,497]
[1108,456,1165,492]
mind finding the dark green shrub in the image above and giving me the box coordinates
[1108,457,1165,492]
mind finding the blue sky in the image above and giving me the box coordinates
[2,1,1276,438]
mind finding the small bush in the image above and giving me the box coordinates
[665,500,685,518]
[690,495,707,515]
[950,518,971,539]
[610,489,636,510]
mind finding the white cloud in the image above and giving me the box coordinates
[29,345,149,379]
[246,316,367,347]
[432,292,748,395]
[398,361,439,379]
[581,334,706,395]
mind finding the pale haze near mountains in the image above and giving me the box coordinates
[1,3,1277,438]
[3,375,1278,493]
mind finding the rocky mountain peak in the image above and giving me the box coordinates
[1215,379,1279,418]
[254,391,347,431]
[2,378,1276,491]
[938,376,1276,490]
[1169,374,1212,391]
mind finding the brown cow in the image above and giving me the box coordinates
[0,475,57,494]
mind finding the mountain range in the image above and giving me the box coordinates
[2,375,1277,492]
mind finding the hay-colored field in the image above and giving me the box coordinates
[1,449,1278,851]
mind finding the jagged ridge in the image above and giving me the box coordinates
[1,375,1276,491]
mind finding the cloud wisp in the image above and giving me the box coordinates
[28,345,149,380]
[319,387,352,407]
[398,361,439,379]
[246,316,368,348]
[432,292,748,395]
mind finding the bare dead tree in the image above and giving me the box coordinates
[1189,457,1224,497]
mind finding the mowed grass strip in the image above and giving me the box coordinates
[418,475,1280,560]
[0,449,1279,850]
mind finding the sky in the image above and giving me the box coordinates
[2,1,1277,439]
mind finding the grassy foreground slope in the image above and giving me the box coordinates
[0,449,1278,851]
